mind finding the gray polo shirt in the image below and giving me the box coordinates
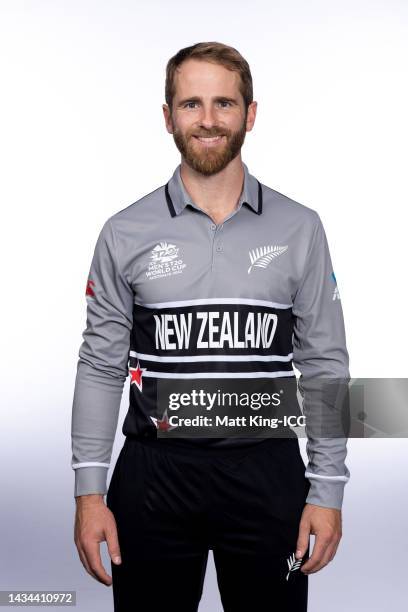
[71,161,351,509]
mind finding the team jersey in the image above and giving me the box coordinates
[71,161,351,509]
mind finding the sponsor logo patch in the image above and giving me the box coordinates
[146,241,187,280]
[331,271,341,300]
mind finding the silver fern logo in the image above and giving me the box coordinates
[248,244,288,274]
[286,553,303,581]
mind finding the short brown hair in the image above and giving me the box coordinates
[165,41,253,114]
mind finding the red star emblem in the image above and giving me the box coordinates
[85,279,95,297]
[129,361,146,392]
[150,412,177,432]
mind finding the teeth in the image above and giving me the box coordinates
[196,136,223,142]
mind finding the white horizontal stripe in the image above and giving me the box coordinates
[304,471,350,482]
[142,370,296,379]
[129,351,294,363]
[134,297,292,309]
[72,462,110,469]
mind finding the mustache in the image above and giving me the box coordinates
[191,131,228,138]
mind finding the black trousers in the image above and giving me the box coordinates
[106,435,311,612]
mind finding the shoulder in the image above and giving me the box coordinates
[258,181,322,242]
[99,183,168,248]
[260,181,320,225]
[108,183,166,226]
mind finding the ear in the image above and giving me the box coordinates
[246,101,258,132]
[162,104,174,134]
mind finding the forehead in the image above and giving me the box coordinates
[173,58,240,98]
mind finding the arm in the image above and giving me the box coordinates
[71,217,133,584]
[292,211,350,574]
[292,211,350,510]
[71,217,134,497]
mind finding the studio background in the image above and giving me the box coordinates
[1,0,407,610]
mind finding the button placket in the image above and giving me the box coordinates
[210,222,224,270]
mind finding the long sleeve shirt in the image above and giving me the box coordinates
[71,161,351,509]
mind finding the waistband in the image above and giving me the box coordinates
[125,434,296,459]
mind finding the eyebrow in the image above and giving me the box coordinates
[177,96,239,107]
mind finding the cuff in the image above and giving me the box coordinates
[305,477,347,510]
[74,466,109,497]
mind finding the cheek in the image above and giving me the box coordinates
[217,115,243,134]
[174,115,196,134]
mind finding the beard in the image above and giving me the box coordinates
[171,116,248,176]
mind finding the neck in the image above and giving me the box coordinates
[180,156,244,225]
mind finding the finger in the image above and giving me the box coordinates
[295,519,310,559]
[321,541,338,568]
[76,544,100,583]
[82,539,112,585]
[105,522,122,565]
[327,535,342,563]
[308,539,338,574]
[304,530,342,573]
[301,534,331,573]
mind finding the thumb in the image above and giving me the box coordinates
[105,524,122,565]
[295,517,310,559]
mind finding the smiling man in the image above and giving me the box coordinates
[72,41,351,612]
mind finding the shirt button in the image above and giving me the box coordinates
[210,224,216,230]
[216,245,223,252]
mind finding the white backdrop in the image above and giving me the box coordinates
[0,0,407,610]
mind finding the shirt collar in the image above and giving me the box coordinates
[165,161,263,217]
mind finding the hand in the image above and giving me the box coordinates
[74,494,122,586]
[295,503,342,575]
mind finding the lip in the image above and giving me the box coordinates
[193,135,225,146]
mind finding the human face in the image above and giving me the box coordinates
[163,59,256,176]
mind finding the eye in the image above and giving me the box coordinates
[182,100,233,109]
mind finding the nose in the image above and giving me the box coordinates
[198,104,218,131]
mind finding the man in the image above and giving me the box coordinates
[72,41,350,611]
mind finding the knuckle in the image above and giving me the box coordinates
[81,536,94,549]
[106,530,118,544]
[107,536,118,547]
[108,526,117,539]
[322,532,334,543]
